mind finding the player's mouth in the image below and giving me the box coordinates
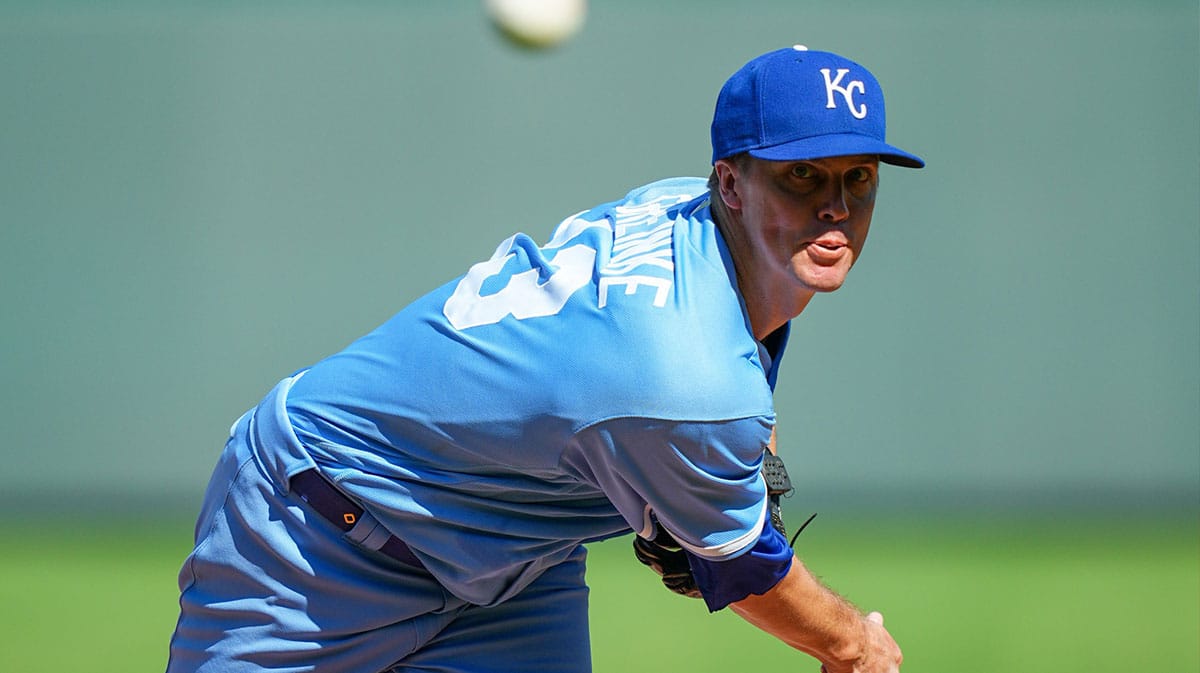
[803,237,850,264]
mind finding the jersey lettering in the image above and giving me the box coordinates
[598,197,682,308]
[445,192,690,327]
[598,275,672,308]
[443,236,596,330]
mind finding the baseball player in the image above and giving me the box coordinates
[166,45,923,673]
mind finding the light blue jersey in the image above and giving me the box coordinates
[275,177,788,607]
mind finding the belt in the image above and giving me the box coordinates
[290,469,424,569]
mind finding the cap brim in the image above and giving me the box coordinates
[749,133,925,169]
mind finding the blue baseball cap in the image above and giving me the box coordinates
[711,45,924,168]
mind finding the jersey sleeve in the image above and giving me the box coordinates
[686,516,794,611]
[564,415,773,559]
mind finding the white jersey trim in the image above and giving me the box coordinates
[679,499,767,559]
[640,499,768,560]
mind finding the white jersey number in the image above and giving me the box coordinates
[443,236,596,330]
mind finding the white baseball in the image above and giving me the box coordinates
[485,0,587,49]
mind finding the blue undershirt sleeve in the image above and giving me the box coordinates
[686,515,793,612]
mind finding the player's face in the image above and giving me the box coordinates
[733,154,879,296]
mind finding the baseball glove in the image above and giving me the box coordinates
[632,526,704,598]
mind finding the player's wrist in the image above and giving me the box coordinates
[820,622,868,673]
[821,614,902,673]
[801,604,875,673]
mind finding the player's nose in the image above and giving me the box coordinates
[816,183,850,223]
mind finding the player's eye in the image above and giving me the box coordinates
[790,164,815,179]
[846,167,873,183]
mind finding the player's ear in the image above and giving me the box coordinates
[713,158,743,210]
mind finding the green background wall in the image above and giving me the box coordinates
[1,1,1196,516]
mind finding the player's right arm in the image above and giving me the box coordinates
[729,559,902,673]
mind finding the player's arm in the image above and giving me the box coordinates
[752,429,901,670]
[729,559,902,673]
[679,515,902,673]
[631,426,901,672]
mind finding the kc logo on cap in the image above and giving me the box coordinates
[710,45,924,168]
[822,68,867,120]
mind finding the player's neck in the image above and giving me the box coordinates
[743,285,814,340]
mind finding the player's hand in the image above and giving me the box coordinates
[819,612,902,673]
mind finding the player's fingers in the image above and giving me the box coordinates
[867,611,884,625]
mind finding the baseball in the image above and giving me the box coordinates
[485,0,587,50]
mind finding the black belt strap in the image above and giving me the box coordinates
[290,469,424,569]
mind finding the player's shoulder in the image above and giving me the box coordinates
[620,177,709,205]
[565,177,708,225]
